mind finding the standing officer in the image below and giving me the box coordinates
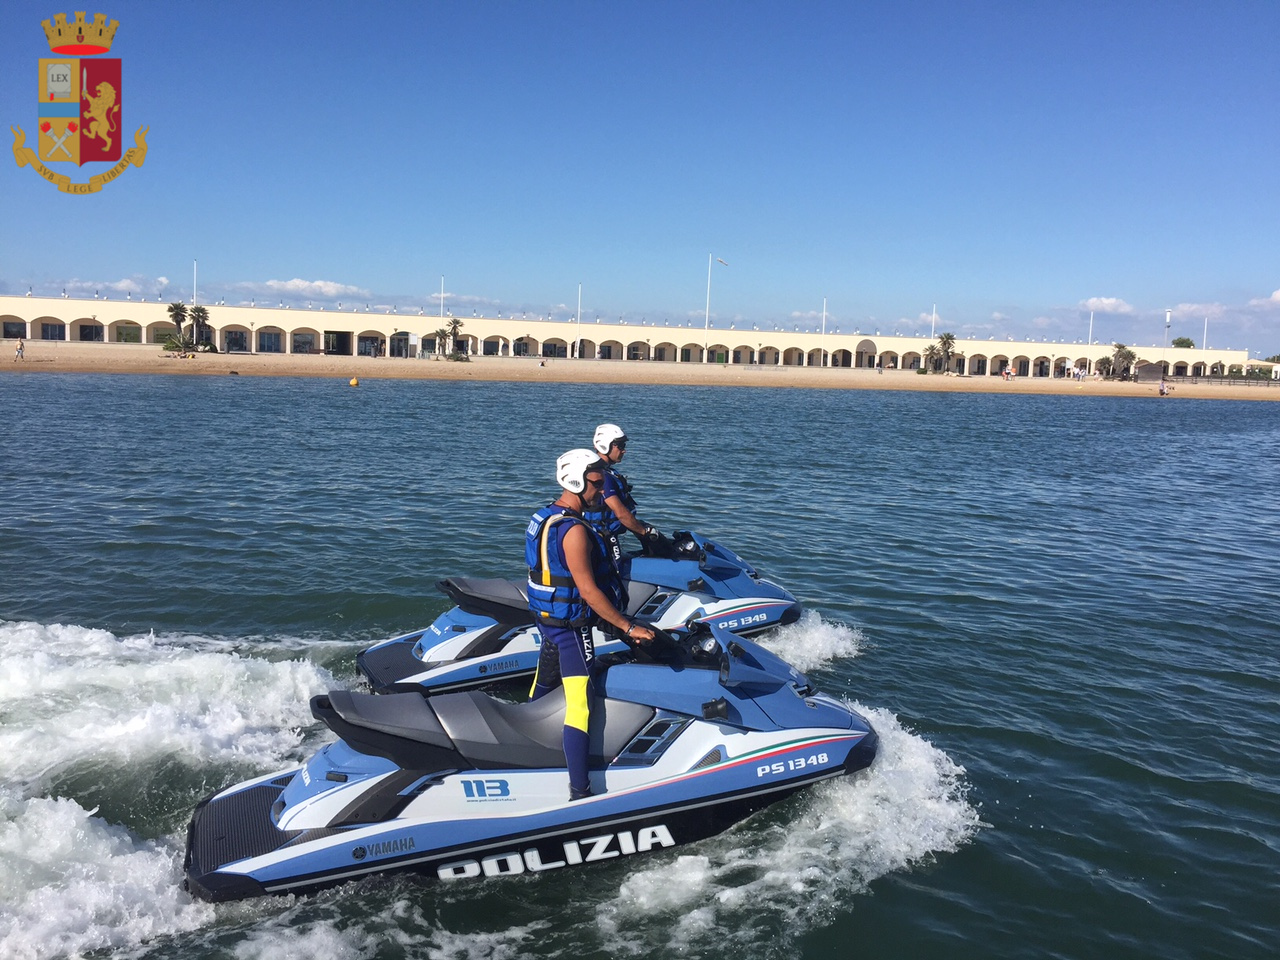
[526,448,655,800]
[584,423,664,561]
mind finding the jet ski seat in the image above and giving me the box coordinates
[313,690,463,770]
[437,577,530,625]
[313,688,655,772]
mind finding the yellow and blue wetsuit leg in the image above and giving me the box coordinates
[528,623,594,799]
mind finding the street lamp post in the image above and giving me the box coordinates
[1163,308,1171,375]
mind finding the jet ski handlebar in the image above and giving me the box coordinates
[633,618,806,693]
[614,619,727,668]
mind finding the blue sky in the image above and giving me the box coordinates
[3,1,1278,356]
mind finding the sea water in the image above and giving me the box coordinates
[0,374,1276,960]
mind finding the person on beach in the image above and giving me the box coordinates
[13,338,23,362]
[526,448,655,800]
[583,423,665,562]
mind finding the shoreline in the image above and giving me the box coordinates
[5,340,1278,400]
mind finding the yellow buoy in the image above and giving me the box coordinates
[349,377,359,387]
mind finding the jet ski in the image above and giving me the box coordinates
[357,531,801,695]
[183,622,877,902]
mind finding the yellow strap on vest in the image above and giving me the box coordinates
[539,513,573,587]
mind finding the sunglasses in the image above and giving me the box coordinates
[614,439,627,450]
[584,473,605,485]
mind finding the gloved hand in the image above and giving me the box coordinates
[640,525,672,557]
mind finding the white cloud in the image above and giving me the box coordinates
[1246,289,1280,307]
[1079,297,1135,314]
[253,278,371,300]
[57,276,163,298]
[1171,301,1227,320]
[788,309,828,321]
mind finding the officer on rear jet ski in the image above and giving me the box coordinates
[583,423,668,562]
[526,448,656,800]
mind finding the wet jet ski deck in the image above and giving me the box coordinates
[358,532,802,695]
[185,624,877,902]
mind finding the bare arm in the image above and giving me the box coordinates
[604,494,649,538]
[562,524,654,642]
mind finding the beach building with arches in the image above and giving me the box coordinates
[1,294,1256,380]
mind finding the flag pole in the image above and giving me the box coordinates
[821,297,827,367]
[703,253,712,363]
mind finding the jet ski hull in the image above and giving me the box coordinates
[185,626,876,902]
[184,743,873,902]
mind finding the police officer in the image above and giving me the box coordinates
[526,448,656,800]
[584,423,664,561]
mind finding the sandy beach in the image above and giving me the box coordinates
[5,340,1277,401]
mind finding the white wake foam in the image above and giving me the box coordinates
[758,608,864,672]
[0,620,335,793]
[0,619,337,960]
[0,789,213,960]
[593,704,982,955]
[225,903,549,960]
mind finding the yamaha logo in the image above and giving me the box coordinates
[351,837,417,861]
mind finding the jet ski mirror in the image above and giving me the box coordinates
[701,697,729,721]
[670,531,705,563]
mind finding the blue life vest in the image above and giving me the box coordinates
[581,465,637,538]
[526,504,622,626]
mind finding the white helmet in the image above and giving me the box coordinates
[593,423,627,455]
[556,448,603,494]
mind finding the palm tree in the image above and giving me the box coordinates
[1112,343,1137,379]
[189,305,210,346]
[433,327,450,355]
[167,301,188,340]
[446,318,464,355]
[1095,355,1114,378]
[923,343,940,373]
[937,332,957,373]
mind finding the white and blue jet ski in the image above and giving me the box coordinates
[357,531,801,695]
[183,622,877,902]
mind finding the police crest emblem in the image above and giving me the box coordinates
[11,12,149,194]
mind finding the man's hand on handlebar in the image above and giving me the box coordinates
[624,620,656,644]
